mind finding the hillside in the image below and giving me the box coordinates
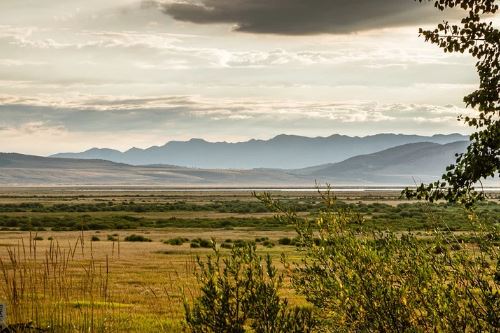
[0,153,127,169]
[0,141,481,187]
[51,133,468,169]
[0,153,301,186]
[296,141,470,184]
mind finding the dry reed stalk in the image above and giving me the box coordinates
[0,232,119,332]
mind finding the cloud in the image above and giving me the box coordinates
[0,93,471,155]
[0,93,472,129]
[161,0,448,35]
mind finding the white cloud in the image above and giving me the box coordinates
[0,93,473,155]
[0,0,483,156]
[0,93,473,125]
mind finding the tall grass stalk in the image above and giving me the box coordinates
[0,233,119,332]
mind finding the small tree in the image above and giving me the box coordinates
[184,242,315,333]
[405,0,499,207]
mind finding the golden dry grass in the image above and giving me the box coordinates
[0,228,299,332]
[0,188,497,332]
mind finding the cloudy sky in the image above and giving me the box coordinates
[0,0,490,155]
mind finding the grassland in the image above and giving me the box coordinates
[0,188,498,332]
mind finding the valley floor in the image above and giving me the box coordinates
[0,188,498,332]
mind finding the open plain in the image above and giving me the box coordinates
[0,187,498,332]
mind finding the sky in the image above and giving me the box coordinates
[0,0,493,155]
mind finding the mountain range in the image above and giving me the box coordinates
[52,133,468,169]
[1,140,480,187]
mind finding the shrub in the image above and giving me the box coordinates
[33,236,43,241]
[91,235,100,242]
[184,243,316,332]
[190,242,200,249]
[107,235,117,241]
[124,234,151,242]
[164,237,189,246]
[220,243,233,249]
[262,240,275,248]
[258,190,500,332]
[191,238,213,248]
[233,240,256,248]
[278,237,292,245]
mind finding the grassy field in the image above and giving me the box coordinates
[0,188,498,332]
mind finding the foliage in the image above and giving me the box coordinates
[0,200,271,214]
[184,243,315,333]
[406,0,500,207]
[107,234,117,241]
[124,234,152,242]
[1,200,498,232]
[277,237,291,245]
[220,242,233,249]
[258,189,500,332]
[189,238,213,249]
[165,237,190,245]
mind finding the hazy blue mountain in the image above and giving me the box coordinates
[51,133,468,169]
[295,141,470,184]
[0,153,300,186]
[0,153,128,169]
[0,140,485,187]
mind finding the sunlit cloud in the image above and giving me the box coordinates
[0,0,484,156]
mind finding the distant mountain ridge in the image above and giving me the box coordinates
[52,133,468,169]
[1,140,488,187]
[297,141,471,184]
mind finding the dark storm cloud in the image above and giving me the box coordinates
[162,0,446,35]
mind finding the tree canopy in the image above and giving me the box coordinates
[404,0,499,207]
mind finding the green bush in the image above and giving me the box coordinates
[233,240,255,248]
[262,240,275,248]
[278,237,292,245]
[91,235,100,241]
[190,238,213,248]
[124,234,151,242]
[165,237,189,246]
[220,242,233,249]
[258,191,500,332]
[184,243,316,332]
[1,200,498,232]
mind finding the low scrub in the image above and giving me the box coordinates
[164,237,189,246]
[124,234,152,242]
[259,191,500,332]
[185,190,500,332]
[184,243,315,332]
[190,238,213,248]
